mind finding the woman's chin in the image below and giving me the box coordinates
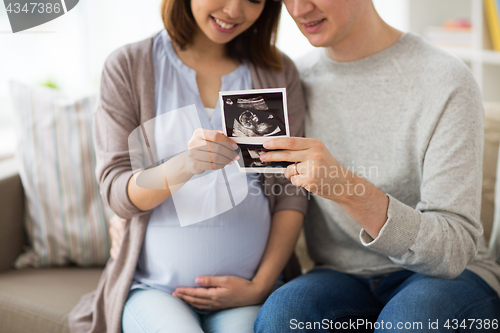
[205,33,238,45]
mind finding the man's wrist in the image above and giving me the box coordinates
[335,176,389,238]
[328,170,363,205]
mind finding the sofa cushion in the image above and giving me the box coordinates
[0,267,102,333]
[10,81,112,268]
[0,159,25,271]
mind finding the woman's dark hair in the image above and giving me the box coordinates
[161,0,283,71]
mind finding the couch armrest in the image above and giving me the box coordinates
[0,158,25,271]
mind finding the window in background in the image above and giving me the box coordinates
[0,2,91,159]
[277,5,316,60]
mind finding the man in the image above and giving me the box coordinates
[254,0,500,331]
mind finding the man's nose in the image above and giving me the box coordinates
[284,0,315,19]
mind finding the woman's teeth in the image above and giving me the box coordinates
[306,19,324,27]
[214,17,236,29]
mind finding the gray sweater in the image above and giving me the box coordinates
[297,32,500,296]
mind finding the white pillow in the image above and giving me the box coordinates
[10,81,112,267]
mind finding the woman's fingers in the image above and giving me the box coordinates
[187,142,240,173]
[189,129,238,149]
[187,129,240,174]
[186,159,230,173]
[110,247,118,261]
[189,147,238,165]
[173,290,220,310]
[177,295,217,310]
[108,215,125,259]
[200,141,239,159]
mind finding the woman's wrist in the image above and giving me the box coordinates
[251,273,279,302]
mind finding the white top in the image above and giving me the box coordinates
[205,107,215,120]
[131,30,271,294]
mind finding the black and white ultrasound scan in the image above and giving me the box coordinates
[220,88,290,173]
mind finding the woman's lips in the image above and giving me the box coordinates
[211,16,239,34]
[303,19,326,33]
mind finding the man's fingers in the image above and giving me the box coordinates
[260,149,306,163]
[263,137,316,150]
[284,162,308,179]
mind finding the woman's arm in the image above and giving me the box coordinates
[128,129,239,211]
[252,209,304,297]
[172,209,304,310]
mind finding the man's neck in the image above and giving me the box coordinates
[326,8,403,63]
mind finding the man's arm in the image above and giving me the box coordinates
[261,68,484,279]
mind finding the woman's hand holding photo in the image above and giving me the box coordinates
[185,128,240,174]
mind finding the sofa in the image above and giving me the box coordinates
[1,103,499,333]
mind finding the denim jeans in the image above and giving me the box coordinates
[255,268,500,332]
[122,288,261,333]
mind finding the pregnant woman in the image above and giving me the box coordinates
[68,0,307,332]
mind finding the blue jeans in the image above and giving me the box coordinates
[255,268,500,332]
[122,288,261,333]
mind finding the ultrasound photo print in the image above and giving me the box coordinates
[221,88,289,144]
[237,144,293,173]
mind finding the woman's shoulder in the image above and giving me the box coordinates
[280,51,301,83]
[251,50,300,89]
[103,32,161,76]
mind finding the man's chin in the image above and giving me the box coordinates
[300,31,331,48]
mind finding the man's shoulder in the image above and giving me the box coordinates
[398,33,476,87]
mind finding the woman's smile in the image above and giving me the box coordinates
[210,16,239,34]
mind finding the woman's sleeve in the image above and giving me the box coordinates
[270,54,308,216]
[93,47,150,219]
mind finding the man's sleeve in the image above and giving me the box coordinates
[360,67,484,279]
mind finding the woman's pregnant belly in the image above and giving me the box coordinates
[132,173,271,293]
